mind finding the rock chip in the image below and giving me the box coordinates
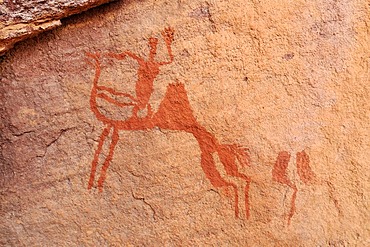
[0,0,115,55]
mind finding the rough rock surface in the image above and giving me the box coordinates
[0,0,115,55]
[0,0,369,245]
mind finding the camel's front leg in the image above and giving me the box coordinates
[88,125,112,189]
[97,127,119,192]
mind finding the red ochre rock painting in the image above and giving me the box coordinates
[85,27,326,224]
[272,151,315,225]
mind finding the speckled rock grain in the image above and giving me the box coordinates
[0,0,369,246]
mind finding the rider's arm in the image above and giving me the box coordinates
[124,51,143,62]
[106,51,143,62]
[158,46,174,65]
[159,28,174,65]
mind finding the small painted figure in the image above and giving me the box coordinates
[107,27,175,118]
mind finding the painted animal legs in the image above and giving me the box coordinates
[88,125,112,189]
[97,127,119,192]
[218,145,252,218]
[272,151,298,225]
[200,149,240,217]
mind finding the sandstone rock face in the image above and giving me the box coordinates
[0,0,115,55]
[0,0,369,245]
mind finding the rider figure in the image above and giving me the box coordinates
[108,27,174,118]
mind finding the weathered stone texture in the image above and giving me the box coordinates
[0,0,115,55]
[0,0,369,245]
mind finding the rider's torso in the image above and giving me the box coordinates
[138,61,160,81]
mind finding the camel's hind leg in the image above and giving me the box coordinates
[217,145,252,219]
[88,125,112,189]
[200,150,241,217]
[97,127,119,192]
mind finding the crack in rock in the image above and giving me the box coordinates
[131,190,162,221]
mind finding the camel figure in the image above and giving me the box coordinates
[86,28,251,218]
